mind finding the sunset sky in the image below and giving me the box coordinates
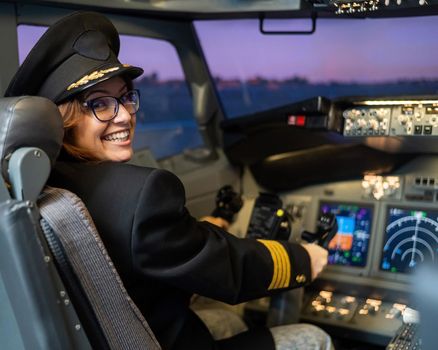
[18,15,438,83]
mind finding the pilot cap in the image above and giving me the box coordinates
[5,11,143,104]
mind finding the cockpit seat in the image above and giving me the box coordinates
[0,96,160,349]
[38,187,161,349]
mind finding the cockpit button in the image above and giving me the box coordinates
[423,125,432,134]
[414,125,422,134]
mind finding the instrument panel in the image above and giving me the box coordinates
[277,155,438,344]
[317,203,438,276]
[342,100,438,137]
[288,164,438,280]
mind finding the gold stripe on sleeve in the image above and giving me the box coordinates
[257,239,291,290]
[263,240,280,289]
[270,240,291,288]
[271,241,288,288]
[268,241,284,289]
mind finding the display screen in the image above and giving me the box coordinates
[320,202,373,267]
[381,207,438,274]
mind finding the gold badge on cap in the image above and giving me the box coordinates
[67,67,120,91]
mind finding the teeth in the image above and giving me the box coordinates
[103,130,129,142]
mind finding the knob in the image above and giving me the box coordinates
[356,118,367,129]
[398,115,408,125]
[369,119,379,130]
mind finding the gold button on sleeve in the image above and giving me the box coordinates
[295,274,306,284]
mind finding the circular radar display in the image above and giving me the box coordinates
[381,207,438,273]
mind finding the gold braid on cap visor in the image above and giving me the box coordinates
[66,66,125,91]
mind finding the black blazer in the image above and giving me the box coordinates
[48,161,311,350]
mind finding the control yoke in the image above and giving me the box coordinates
[211,185,243,223]
[301,213,338,249]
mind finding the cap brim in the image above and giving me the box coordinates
[55,63,143,104]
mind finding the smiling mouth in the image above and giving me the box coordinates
[102,130,130,142]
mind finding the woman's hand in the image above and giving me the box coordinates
[301,243,328,281]
[200,216,230,230]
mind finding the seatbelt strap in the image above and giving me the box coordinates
[40,217,110,350]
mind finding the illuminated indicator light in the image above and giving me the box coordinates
[314,305,325,312]
[312,300,321,307]
[359,309,369,315]
[319,291,333,299]
[393,303,407,311]
[345,296,356,304]
[411,211,426,218]
[288,115,296,125]
[276,209,284,217]
[366,299,382,306]
[338,308,350,316]
[326,306,336,313]
[391,267,397,273]
[287,115,306,126]
[296,116,306,126]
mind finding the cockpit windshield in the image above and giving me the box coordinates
[195,16,438,119]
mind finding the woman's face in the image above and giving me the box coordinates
[72,76,136,162]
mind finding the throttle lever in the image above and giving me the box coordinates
[211,185,243,223]
[301,213,338,249]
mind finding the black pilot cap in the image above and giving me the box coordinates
[5,11,143,104]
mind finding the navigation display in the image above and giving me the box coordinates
[320,202,373,267]
[381,207,438,274]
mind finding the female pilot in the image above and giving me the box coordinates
[6,11,332,350]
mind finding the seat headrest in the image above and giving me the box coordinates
[0,96,64,181]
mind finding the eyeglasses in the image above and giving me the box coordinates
[83,89,140,122]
